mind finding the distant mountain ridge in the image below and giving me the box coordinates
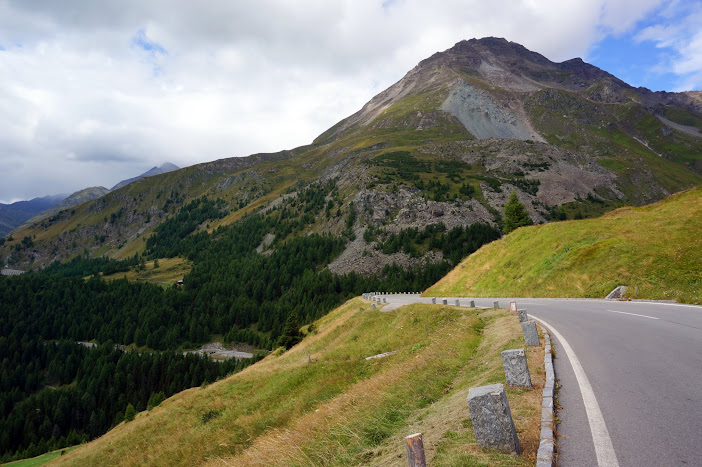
[20,186,111,229]
[2,37,702,271]
[0,194,66,237]
[110,162,179,190]
[0,163,179,236]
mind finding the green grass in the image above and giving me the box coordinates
[99,257,192,288]
[427,187,702,304]
[3,447,77,467]
[50,299,544,466]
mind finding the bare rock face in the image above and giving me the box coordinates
[441,80,544,142]
[354,187,497,232]
[326,226,446,276]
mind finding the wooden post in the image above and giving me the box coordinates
[424,324,429,337]
[405,432,426,467]
[307,354,310,366]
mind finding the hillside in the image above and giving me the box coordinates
[0,194,66,237]
[426,186,702,304]
[50,299,545,466]
[2,37,702,273]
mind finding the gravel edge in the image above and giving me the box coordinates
[537,324,556,466]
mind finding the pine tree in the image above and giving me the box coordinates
[502,191,533,234]
[277,312,302,350]
[123,404,136,423]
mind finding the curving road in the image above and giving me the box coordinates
[369,294,702,467]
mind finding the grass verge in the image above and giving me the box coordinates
[50,299,543,466]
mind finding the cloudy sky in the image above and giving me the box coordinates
[1,0,701,203]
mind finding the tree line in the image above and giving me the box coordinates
[0,336,257,462]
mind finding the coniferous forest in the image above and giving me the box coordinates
[0,180,501,461]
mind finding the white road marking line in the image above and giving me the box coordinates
[633,302,702,309]
[529,314,620,467]
[606,310,659,320]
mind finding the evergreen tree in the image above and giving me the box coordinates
[502,191,533,234]
[123,404,136,423]
[277,312,302,350]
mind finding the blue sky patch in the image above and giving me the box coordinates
[132,29,166,55]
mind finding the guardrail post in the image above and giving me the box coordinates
[404,433,426,467]
[467,383,520,455]
[501,348,532,388]
[521,320,540,346]
[517,308,528,322]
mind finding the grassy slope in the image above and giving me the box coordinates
[4,447,78,467]
[50,299,544,466]
[99,257,192,288]
[426,186,702,304]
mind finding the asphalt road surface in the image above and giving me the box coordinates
[369,294,702,467]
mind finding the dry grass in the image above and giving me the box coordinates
[50,299,544,467]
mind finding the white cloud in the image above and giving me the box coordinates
[0,0,697,202]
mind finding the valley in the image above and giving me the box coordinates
[1,36,701,465]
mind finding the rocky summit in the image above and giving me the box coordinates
[2,37,701,275]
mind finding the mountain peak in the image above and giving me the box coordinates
[110,162,180,191]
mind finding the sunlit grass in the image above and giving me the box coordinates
[427,187,702,304]
[100,257,191,288]
[4,447,77,467]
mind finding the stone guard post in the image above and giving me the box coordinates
[517,308,528,323]
[501,349,532,388]
[521,320,540,346]
[467,383,520,455]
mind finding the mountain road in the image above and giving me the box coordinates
[369,294,702,467]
